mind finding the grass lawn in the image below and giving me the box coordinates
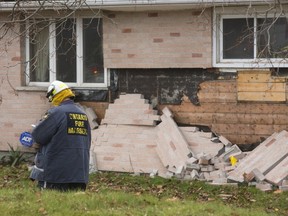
[0,164,287,216]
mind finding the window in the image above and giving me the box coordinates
[257,18,288,59]
[214,8,288,67]
[222,18,254,59]
[26,17,107,87]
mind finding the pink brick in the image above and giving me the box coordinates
[146,144,157,148]
[4,122,13,127]
[112,144,123,148]
[192,53,203,58]
[153,38,163,43]
[122,28,132,33]
[111,49,121,53]
[170,32,180,37]
[12,56,21,61]
[103,156,115,161]
[148,13,158,17]
[127,54,135,58]
[169,141,176,151]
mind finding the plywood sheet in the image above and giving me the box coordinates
[237,70,286,102]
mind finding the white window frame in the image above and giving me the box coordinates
[213,7,288,68]
[25,17,108,88]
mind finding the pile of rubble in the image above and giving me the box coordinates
[88,94,288,192]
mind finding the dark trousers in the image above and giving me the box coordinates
[38,181,86,192]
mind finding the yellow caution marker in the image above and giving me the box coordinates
[230,156,238,166]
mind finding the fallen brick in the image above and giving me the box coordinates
[190,169,200,180]
[256,182,273,192]
[252,168,266,182]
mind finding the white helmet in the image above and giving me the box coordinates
[46,80,69,102]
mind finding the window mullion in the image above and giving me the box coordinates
[50,21,56,82]
[219,16,224,62]
[25,20,30,85]
[254,17,257,59]
[77,18,83,86]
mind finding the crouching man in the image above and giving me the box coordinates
[30,80,91,192]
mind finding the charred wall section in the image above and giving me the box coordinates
[75,68,288,146]
[111,68,220,105]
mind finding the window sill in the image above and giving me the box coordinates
[16,86,109,102]
[16,86,109,92]
[16,86,47,92]
[213,61,288,68]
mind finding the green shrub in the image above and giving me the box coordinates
[0,144,27,167]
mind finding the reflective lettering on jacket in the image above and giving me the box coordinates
[67,112,89,136]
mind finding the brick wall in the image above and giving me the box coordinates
[0,8,287,150]
[103,9,212,68]
[0,9,212,151]
[0,23,51,151]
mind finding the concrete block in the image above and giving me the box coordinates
[279,185,288,191]
[179,126,199,132]
[256,182,273,191]
[282,179,288,186]
[203,172,210,180]
[186,163,200,171]
[84,107,99,129]
[218,135,233,147]
[252,168,265,182]
[149,169,158,178]
[221,145,242,162]
[159,171,174,179]
[210,156,220,165]
[212,178,228,184]
[175,165,185,179]
[214,161,230,170]
[224,165,236,172]
[190,169,199,180]
[186,156,198,164]
[161,106,173,117]
[200,165,215,172]
[198,172,205,180]
[198,158,210,165]
[209,170,227,179]
[243,172,255,182]
[183,174,192,181]
[209,182,238,186]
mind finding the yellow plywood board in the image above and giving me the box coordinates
[238,91,286,102]
[238,82,286,92]
[237,70,286,102]
[237,70,286,83]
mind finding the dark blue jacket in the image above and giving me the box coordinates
[31,100,91,184]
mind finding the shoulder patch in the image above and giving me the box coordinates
[41,113,49,120]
